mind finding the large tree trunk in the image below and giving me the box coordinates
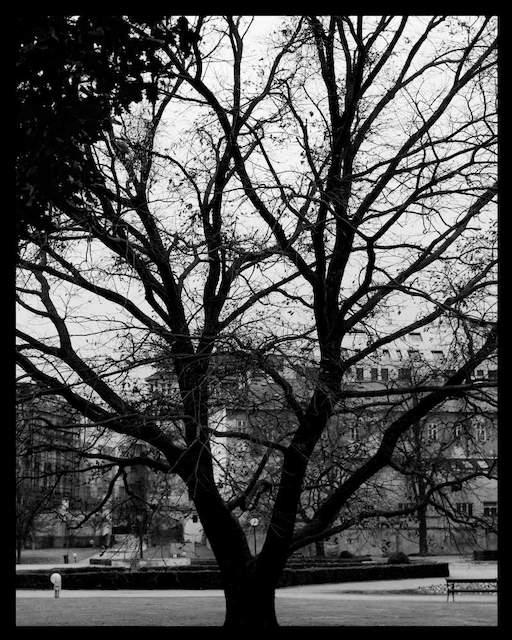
[223,578,279,628]
[417,503,429,556]
[416,476,429,555]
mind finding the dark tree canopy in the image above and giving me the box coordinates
[16,15,197,240]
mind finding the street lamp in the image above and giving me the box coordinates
[249,517,259,556]
[135,513,145,559]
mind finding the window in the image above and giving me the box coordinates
[456,502,473,516]
[381,368,389,381]
[382,349,391,359]
[475,369,485,379]
[483,502,497,518]
[350,426,359,441]
[408,350,421,361]
[236,418,247,429]
[431,350,444,358]
[477,424,488,442]
[42,462,52,489]
[398,368,411,380]
[427,423,438,441]
[370,368,378,381]
[356,368,364,381]
[488,369,497,382]
[454,424,462,438]
[396,350,402,360]
[410,332,422,342]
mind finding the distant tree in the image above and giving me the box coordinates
[16,17,497,627]
[299,385,497,557]
[15,420,63,562]
[15,479,61,563]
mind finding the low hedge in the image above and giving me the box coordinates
[16,565,128,575]
[16,569,223,590]
[277,562,448,587]
[16,562,448,590]
[473,550,498,561]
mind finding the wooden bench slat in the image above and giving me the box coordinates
[446,578,497,582]
[445,577,497,601]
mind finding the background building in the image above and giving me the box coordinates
[16,327,496,557]
[142,328,497,556]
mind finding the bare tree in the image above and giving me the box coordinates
[16,16,497,627]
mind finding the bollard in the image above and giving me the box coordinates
[73,553,77,563]
[50,572,62,599]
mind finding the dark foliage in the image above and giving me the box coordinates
[16,16,197,242]
[387,551,411,564]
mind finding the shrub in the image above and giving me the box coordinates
[473,550,498,561]
[387,552,410,564]
[338,550,354,559]
[17,561,448,589]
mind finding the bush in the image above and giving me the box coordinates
[387,552,410,564]
[17,561,448,589]
[338,550,354,559]
[473,550,498,561]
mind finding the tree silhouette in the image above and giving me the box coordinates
[16,16,497,627]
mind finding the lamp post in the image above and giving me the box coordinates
[50,572,62,598]
[249,518,259,556]
[135,513,144,559]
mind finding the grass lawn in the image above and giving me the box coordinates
[16,595,497,627]
[17,548,97,565]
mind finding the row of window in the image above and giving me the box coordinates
[456,502,497,518]
[397,501,497,518]
[426,423,492,442]
[148,367,497,391]
[352,367,497,382]
[228,417,492,443]
[347,423,492,442]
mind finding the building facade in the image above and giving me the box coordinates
[143,328,497,556]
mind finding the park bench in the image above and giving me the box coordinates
[446,577,497,602]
